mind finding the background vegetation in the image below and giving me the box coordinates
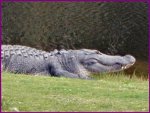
[2,2,148,77]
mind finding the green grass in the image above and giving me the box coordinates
[2,72,149,112]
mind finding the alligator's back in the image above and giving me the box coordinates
[2,45,51,70]
[2,45,50,58]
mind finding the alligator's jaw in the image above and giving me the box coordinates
[81,53,136,73]
[121,63,135,70]
[103,61,135,72]
[113,63,135,72]
[88,63,135,74]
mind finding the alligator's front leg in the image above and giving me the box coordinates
[55,70,92,80]
[48,56,92,79]
[52,69,91,80]
[49,65,85,79]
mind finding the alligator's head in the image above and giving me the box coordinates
[73,49,136,73]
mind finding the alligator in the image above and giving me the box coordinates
[1,45,136,79]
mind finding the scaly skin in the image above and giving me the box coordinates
[2,45,136,79]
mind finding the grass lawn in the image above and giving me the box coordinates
[2,72,149,112]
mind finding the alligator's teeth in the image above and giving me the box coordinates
[121,66,127,70]
[122,64,133,70]
[124,66,127,69]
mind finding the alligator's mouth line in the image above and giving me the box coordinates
[84,59,134,70]
[102,63,134,69]
[94,59,135,70]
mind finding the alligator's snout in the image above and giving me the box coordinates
[121,55,136,70]
[123,55,136,65]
